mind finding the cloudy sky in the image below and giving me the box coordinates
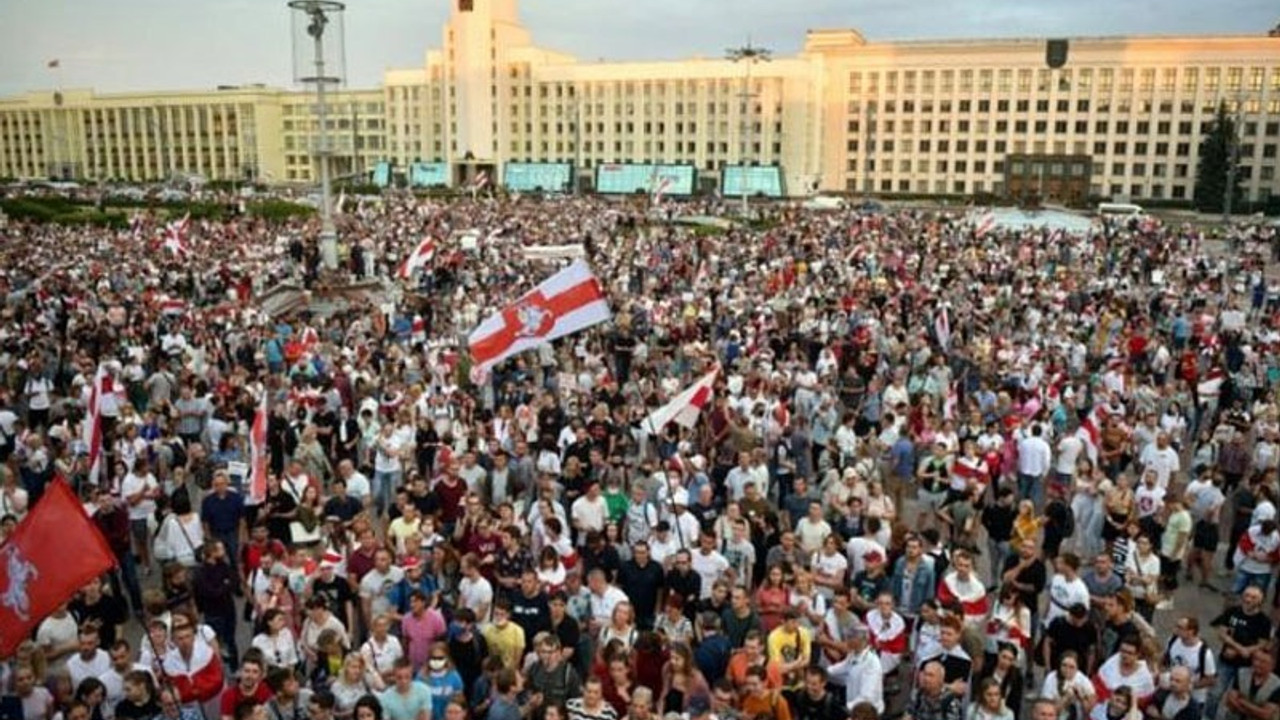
[1,0,1276,96]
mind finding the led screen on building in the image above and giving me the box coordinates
[595,164,695,195]
[722,166,784,197]
[504,162,573,192]
[409,162,450,187]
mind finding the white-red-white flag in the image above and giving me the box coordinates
[472,171,490,191]
[943,381,959,421]
[934,305,952,351]
[974,211,996,238]
[161,213,191,256]
[468,259,611,371]
[82,365,110,486]
[642,365,720,435]
[248,391,268,503]
[397,238,437,280]
[652,176,673,205]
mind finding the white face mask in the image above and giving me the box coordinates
[429,659,447,672]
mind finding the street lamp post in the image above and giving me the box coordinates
[289,0,346,272]
[1223,97,1245,225]
[727,40,771,216]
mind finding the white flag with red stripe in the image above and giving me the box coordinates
[472,171,490,191]
[397,238,437,280]
[81,365,110,486]
[468,259,611,371]
[652,176,673,205]
[161,213,191,257]
[974,211,996,238]
[642,365,720,435]
[248,391,269,503]
[934,305,952,351]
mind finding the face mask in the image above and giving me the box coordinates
[429,659,447,671]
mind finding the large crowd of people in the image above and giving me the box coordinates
[2,187,1280,720]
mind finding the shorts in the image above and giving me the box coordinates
[1193,520,1219,551]
[129,518,150,550]
[918,489,949,514]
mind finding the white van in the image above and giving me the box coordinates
[1096,202,1144,218]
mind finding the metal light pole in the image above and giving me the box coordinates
[1223,97,1244,225]
[289,0,346,271]
[728,40,771,216]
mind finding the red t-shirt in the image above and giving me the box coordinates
[219,682,273,718]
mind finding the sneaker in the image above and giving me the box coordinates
[1200,581,1219,592]
[1156,598,1174,611]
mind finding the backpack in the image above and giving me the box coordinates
[1162,636,1209,679]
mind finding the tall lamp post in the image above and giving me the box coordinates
[1223,95,1245,225]
[727,40,771,216]
[289,0,346,271]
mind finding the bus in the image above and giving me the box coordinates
[1096,202,1144,218]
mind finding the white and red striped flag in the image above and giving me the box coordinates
[642,364,720,435]
[943,381,959,421]
[81,365,110,486]
[652,176,673,205]
[248,391,269,503]
[397,238,437,280]
[974,211,996,238]
[472,171,490,192]
[161,213,191,256]
[468,259,611,371]
[934,304,952,351]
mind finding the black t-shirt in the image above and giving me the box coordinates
[510,591,551,651]
[113,699,161,720]
[310,575,357,620]
[618,560,665,621]
[789,690,845,720]
[1001,555,1048,610]
[851,571,890,606]
[982,504,1017,543]
[1211,607,1274,667]
[1045,617,1099,670]
[70,593,128,647]
[322,495,363,524]
[551,614,581,657]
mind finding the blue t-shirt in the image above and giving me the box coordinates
[379,682,434,720]
[422,670,464,720]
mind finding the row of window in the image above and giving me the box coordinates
[853,97,1280,116]
[850,118,1280,137]
[849,66,1280,95]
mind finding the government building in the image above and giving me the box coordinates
[2,0,1280,204]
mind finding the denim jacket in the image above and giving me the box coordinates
[890,556,936,616]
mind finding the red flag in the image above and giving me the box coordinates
[0,480,116,656]
[249,392,268,503]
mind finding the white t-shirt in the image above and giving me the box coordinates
[120,472,158,521]
[26,377,52,411]
[1135,485,1166,519]
[1055,435,1084,476]
[1044,574,1090,627]
[66,649,111,691]
[457,575,495,622]
[345,472,372,501]
[690,549,731,598]
[360,634,404,678]
[1139,445,1181,489]
[359,567,405,619]
[796,518,833,554]
[589,585,628,625]
[570,495,608,535]
[1164,638,1216,702]
[36,614,79,672]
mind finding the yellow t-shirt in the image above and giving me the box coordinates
[482,621,526,670]
[765,624,812,690]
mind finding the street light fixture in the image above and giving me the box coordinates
[727,40,771,216]
[289,0,346,272]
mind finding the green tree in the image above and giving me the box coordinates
[1193,103,1243,214]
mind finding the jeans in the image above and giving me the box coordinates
[987,539,1010,587]
[1207,664,1242,720]
[1233,569,1273,595]
[1017,473,1044,508]
[373,470,401,515]
[205,611,240,670]
[113,551,144,616]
